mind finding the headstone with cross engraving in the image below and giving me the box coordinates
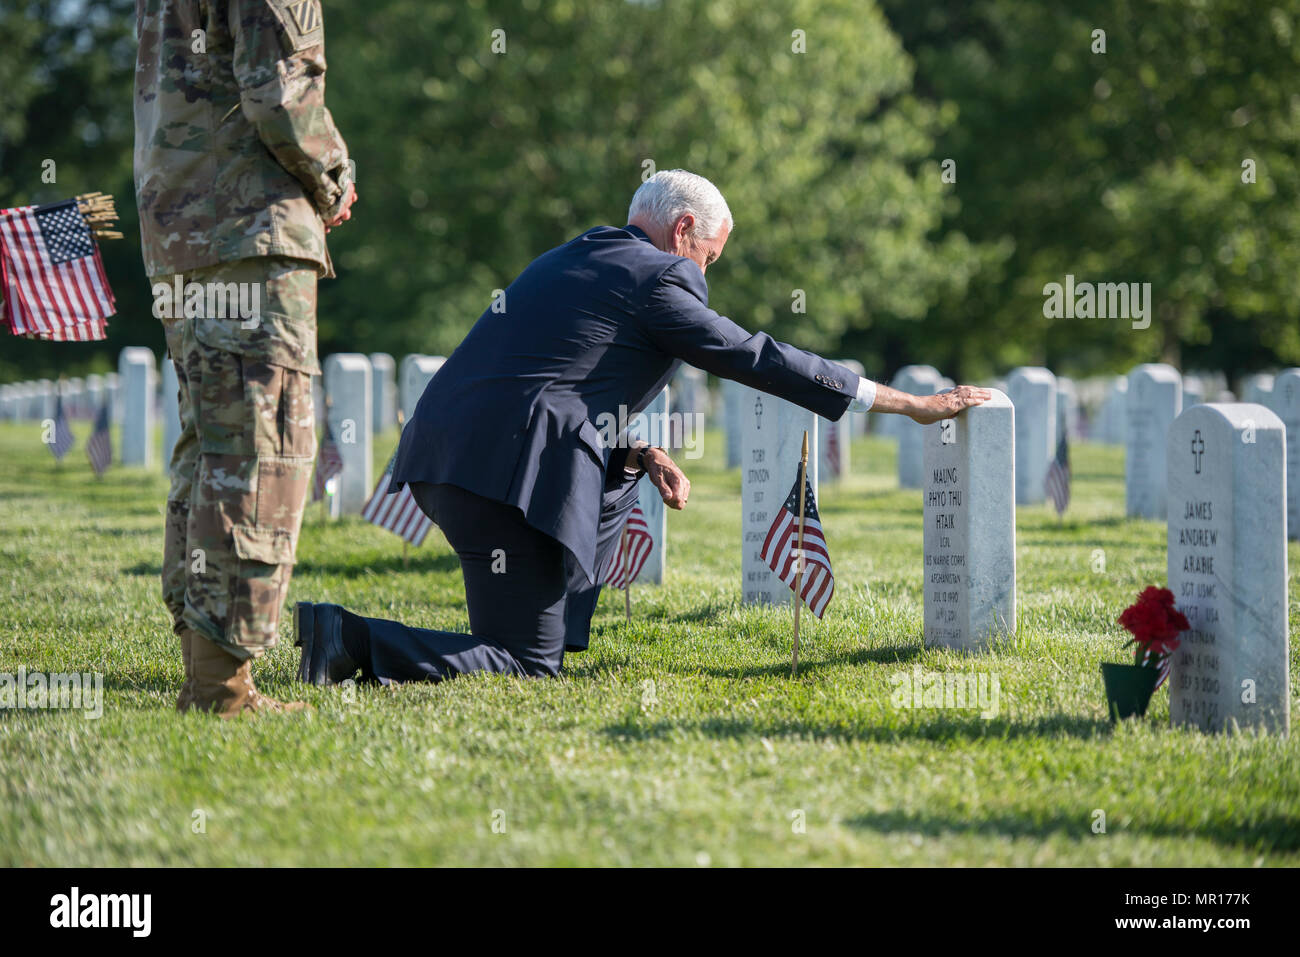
[1274,368,1300,541]
[923,389,1016,651]
[628,386,670,584]
[1006,367,1057,505]
[741,387,818,606]
[323,354,373,515]
[399,354,445,425]
[1167,403,1289,734]
[1126,363,1182,519]
[118,348,156,466]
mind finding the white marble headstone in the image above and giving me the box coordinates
[722,379,743,468]
[1167,403,1289,734]
[161,357,181,470]
[1241,373,1274,408]
[118,348,156,467]
[1006,367,1057,505]
[923,389,1016,651]
[1126,363,1182,519]
[105,372,122,424]
[368,352,397,433]
[85,374,104,418]
[323,354,373,515]
[1100,376,1127,445]
[741,387,818,606]
[1273,368,1300,541]
[399,354,446,425]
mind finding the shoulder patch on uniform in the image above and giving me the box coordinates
[268,0,324,52]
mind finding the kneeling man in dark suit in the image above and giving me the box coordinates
[295,170,989,684]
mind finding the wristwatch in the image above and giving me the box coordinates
[635,446,660,472]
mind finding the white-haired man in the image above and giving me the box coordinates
[294,170,988,684]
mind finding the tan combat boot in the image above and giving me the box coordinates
[184,635,311,718]
[176,629,196,712]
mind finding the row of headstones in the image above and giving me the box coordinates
[1093,369,1279,446]
[738,382,1289,734]
[0,373,123,423]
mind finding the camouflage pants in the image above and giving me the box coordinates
[159,257,320,659]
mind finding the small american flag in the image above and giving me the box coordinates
[0,201,114,341]
[312,422,343,501]
[47,393,75,461]
[599,505,654,588]
[760,466,835,618]
[825,421,841,477]
[1141,648,1173,692]
[362,453,433,546]
[1045,433,1071,516]
[86,399,112,475]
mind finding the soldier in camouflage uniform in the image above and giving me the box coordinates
[133,0,354,717]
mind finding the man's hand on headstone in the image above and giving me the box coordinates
[909,386,992,425]
[645,448,691,510]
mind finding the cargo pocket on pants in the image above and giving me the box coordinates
[229,523,296,650]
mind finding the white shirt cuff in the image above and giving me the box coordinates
[847,376,877,413]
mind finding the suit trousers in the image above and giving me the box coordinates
[362,476,642,682]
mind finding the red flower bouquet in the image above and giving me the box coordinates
[1117,586,1189,682]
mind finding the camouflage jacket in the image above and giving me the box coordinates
[133,0,350,279]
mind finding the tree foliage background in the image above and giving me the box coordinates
[1,0,1297,385]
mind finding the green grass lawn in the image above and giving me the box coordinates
[1,418,1297,866]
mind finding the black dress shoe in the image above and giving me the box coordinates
[294,602,360,686]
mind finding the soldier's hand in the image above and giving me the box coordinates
[645,448,690,510]
[908,386,992,424]
[325,183,357,232]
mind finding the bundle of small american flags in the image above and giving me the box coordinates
[362,451,433,546]
[760,466,836,618]
[0,194,119,342]
[599,504,654,588]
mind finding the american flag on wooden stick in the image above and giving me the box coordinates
[312,422,343,502]
[0,197,117,341]
[599,504,654,588]
[760,466,835,618]
[86,399,112,475]
[47,393,74,461]
[362,452,432,546]
[1045,432,1071,516]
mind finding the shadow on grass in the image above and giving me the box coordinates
[294,552,462,577]
[602,710,1111,745]
[686,644,927,679]
[845,807,1300,853]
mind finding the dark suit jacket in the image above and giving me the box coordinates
[392,224,859,583]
